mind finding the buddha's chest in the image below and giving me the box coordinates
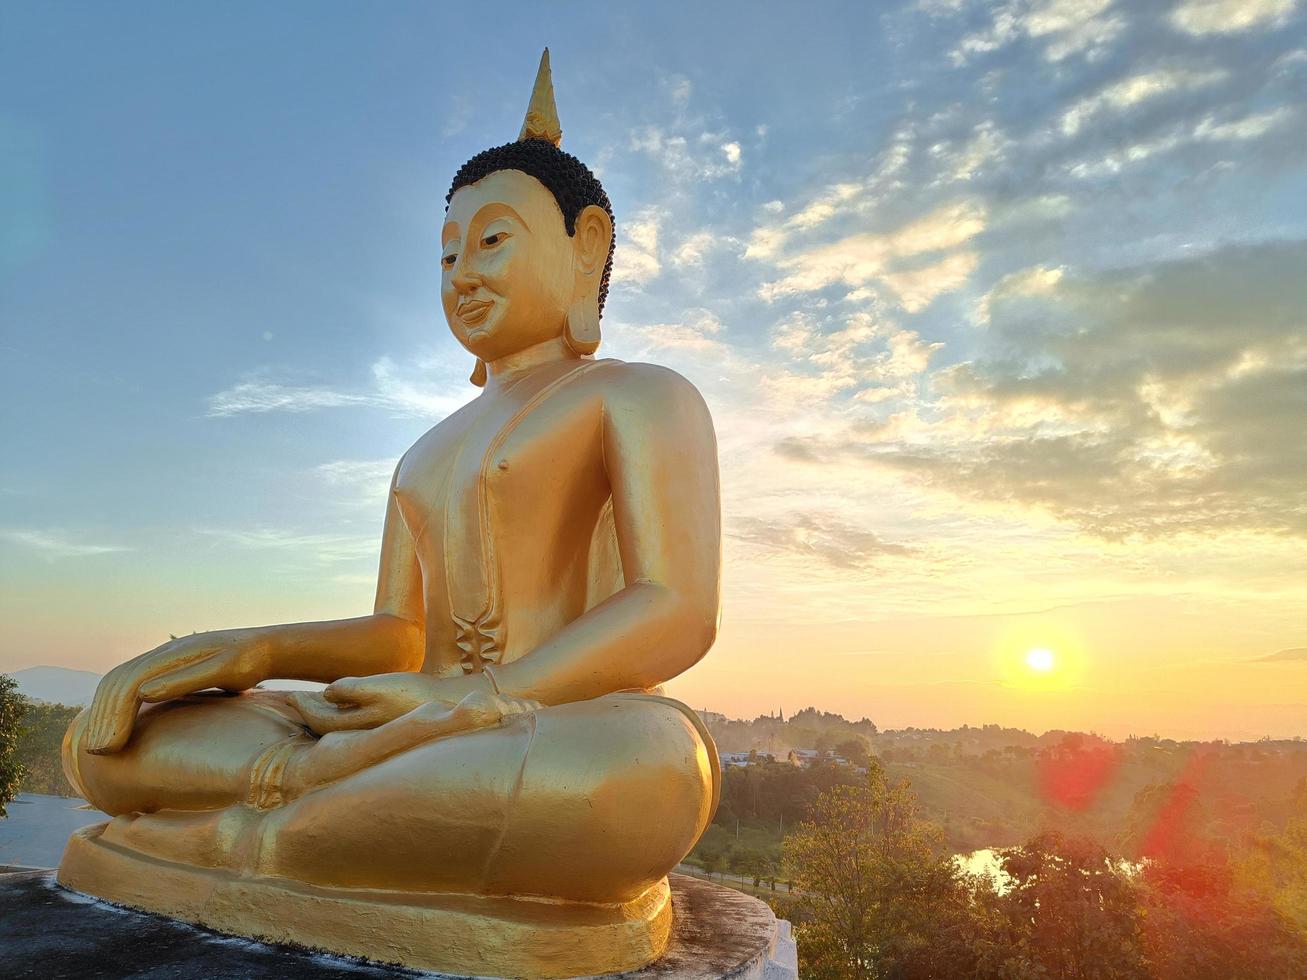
[391,369,610,556]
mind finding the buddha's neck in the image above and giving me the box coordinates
[485,336,582,390]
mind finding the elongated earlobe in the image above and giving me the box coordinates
[564,296,601,355]
[470,358,488,386]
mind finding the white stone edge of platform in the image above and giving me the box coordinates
[762,919,798,980]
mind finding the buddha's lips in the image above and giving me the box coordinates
[458,300,493,324]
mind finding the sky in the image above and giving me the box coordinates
[2,1,1305,740]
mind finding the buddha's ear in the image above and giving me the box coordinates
[572,204,612,279]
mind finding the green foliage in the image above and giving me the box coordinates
[783,765,962,979]
[996,832,1148,979]
[717,758,863,831]
[16,699,81,796]
[1234,784,1307,935]
[703,710,1307,855]
[0,675,27,817]
[778,771,1307,979]
[1139,855,1307,980]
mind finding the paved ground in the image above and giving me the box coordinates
[0,871,426,978]
[0,870,784,979]
[0,795,104,870]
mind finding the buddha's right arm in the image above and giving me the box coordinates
[250,467,426,683]
[84,466,425,753]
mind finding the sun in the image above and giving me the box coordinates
[1025,647,1056,673]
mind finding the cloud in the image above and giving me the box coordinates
[613,207,664,286]
[315,458,396,509]
[670,230,732,269]
[729,512,915,569]
[756,200,986,308]
[0,528,127,559]
[1059,68,1229,136]
[974,265,1065,325]
[951,0,1126,65]
[195,527,377,563]
[1256,647,1307,662]
[611,309,730,358]
[1169,0,1298,36]
[1064,105,1299,178]
[784,240,1307,539]
[932,120,1013,182]
[627,126,745,181]
[207,383,372,416]
[207,355,473,419]
[744,125,918,263]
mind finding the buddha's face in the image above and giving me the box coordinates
[441,169,575,362]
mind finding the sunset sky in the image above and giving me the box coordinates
[2,1,1305,739]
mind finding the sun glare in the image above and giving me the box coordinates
[1025,648,1056,673]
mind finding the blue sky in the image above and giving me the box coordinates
[3,1,1306,737]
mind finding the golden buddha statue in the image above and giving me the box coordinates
[58,50,722,979]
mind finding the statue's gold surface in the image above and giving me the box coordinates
[57,52,722,979]
[519,48,563,147]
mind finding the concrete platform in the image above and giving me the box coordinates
[0,870,797,979]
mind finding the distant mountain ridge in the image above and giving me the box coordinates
[9,665,103,707]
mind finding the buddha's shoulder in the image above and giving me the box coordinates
[400,396,482,459]
[589,359,710,414]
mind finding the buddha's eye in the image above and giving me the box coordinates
[441,252,458,269]
[481,232,509,248]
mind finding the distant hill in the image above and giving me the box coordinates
[8,665,102,706]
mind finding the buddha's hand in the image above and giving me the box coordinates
[83,629,270,754]
[289,671,514,736]
[289,671,464,735]
[283,690,540,797]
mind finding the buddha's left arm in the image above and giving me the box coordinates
[493,364,721,704]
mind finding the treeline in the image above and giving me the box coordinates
[702,710,1307,854]
[0,676,82,807]
[784,763,1307,979]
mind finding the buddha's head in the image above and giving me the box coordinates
[442,52,614,383]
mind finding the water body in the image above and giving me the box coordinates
[956,848,1006,885]
[955,847,1142,894]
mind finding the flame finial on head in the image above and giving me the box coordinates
[518,48,563,147]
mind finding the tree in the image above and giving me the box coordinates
[1234,780,1307,936]
[0,675,27,817]
[995,832,1147,980]
[16,700,81,796]
[836,737,870,767]
[699,841,726,877]
[1139,856,1307,980]
[783,765,961,979]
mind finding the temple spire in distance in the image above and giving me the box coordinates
[518,48,563,147]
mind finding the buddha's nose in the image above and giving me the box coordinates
[451,264,481,294]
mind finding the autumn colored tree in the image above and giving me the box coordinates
[0,675,27,817]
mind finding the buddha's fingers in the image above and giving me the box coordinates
[85,640,226,751]
[290,691,389,735]
[139,658,237,703]
[85,689,142,755]
[85,672,135,754]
